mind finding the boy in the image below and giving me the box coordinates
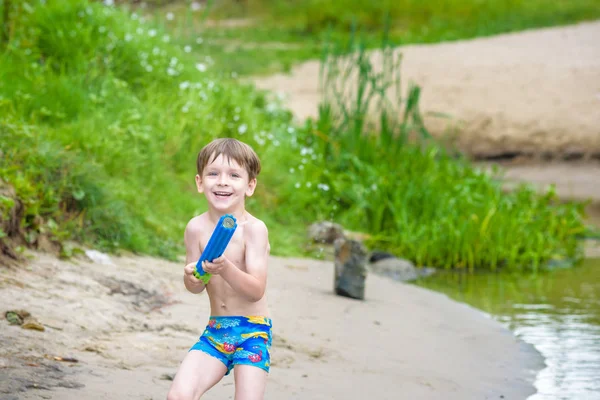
[167,138,272,400]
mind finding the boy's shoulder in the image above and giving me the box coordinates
[243,212,268,234]
[185,213,209,234]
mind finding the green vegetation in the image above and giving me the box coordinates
[150,0,600,76]
[0,0,303,258]
[0,0,590,271]
[214,0,600,40]
[284,35,587,271]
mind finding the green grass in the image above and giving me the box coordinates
[142,0,600,76]
[0,0,305,258]
[0,0,589,271]
[212,0,600,40]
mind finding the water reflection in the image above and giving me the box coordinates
[413,258,600,400]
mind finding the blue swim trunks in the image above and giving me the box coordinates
[190,316,272,375]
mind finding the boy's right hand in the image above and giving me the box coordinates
[183,262,205,292]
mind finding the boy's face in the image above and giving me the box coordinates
[195,153,256,213]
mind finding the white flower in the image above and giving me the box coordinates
[196,63,207,72]
[179,81,190,90]
[167,67,177,76]
[184,45,192,53]
[238,124,248,134]
[125,33,133,42]
[295,183,301,189]
[196,37,204,44]
[162,35,170,43]
[166,12,174,21]
[317,183,330,191]
[371,184,378,191]
[103,0,114,5]
[148,29,157,37]
[131,13,139,20]
[306,182,312,188]
[191,2,202,11]
[289,168,295,173]
[152,47,160,55]
[145,65,153,72]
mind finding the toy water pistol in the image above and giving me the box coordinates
[193,214,238,284]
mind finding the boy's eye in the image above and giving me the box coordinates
[207,172,218,176]
[231,173,240,178]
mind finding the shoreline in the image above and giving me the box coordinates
[1,251,543,399]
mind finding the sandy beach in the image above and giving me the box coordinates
[0,251,542,399]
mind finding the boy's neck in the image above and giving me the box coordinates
[207,207,247,225]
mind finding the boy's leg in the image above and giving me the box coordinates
[233,365,267,400]
[167,350,228,400]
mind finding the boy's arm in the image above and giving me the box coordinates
[183,219,206,294]
[218,221,269,302]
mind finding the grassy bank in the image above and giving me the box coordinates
[0,0,305,258]
[149,0,600,76]
[0,0,589,271]
[213,0,600,39]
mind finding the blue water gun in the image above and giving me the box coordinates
[193,214,238,284]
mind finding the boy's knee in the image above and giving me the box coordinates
[167,387,196,400]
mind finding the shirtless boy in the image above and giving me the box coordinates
[167,138,271,400]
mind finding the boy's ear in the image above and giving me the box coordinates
[246,178,257,197]
[195,174,204,193]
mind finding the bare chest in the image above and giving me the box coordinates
[199,229,246,270]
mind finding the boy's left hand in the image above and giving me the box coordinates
[202,256,230,275]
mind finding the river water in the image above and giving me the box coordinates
[413,258,600,400]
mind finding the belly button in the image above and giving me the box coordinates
[221,302,226,308]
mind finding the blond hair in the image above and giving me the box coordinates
[197,138,261,180]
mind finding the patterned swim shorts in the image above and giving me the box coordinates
[189,316,272,375]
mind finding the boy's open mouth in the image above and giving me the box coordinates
[214,191,232,198]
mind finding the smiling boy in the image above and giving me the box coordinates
[167,138,272,400]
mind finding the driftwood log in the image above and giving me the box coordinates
[333,238,368,300]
